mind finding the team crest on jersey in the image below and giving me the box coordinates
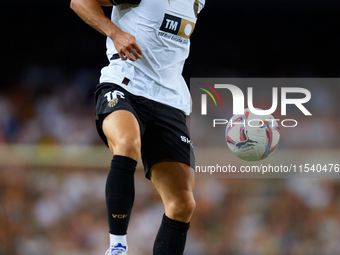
[194,0,204,17]
[194,0,199,17]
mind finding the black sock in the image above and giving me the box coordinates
[153,214,190,255]
[106,155,137,235]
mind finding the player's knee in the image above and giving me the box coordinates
[116,136,141,157]
[167,195,196,221]
[107,135,141,160]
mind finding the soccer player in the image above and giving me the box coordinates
[70,0,205,254]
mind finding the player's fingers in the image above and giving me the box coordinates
[118,51,127,61]
[124,50,137,61]
[132,43,143,58]
[122,44,142,61]
[130,46,142,59]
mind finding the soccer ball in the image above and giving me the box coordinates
[225,109,280,161]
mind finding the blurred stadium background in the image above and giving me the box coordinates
[1,1,340,255]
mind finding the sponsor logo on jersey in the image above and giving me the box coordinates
[160,13,195,40]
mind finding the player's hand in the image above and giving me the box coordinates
[112,30,142,61]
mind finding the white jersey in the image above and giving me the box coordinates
[100,0,205,115]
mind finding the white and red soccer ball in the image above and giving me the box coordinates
[226,109,280,161]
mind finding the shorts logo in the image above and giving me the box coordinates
[104,90,125,108]
[108,98,119,108]
[160,14,195,39]
[181,135,194,148]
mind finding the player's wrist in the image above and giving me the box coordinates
[106,23,121,40]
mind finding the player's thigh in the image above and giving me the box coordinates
[150,161,195,222]
[102,110,141,160]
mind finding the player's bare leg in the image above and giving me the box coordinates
[102,110,141,255]
[103,110,141,161]
[150,161,196,255]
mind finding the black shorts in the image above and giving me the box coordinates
[94,83,195,179]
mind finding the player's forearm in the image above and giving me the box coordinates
[70,0,118,39]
